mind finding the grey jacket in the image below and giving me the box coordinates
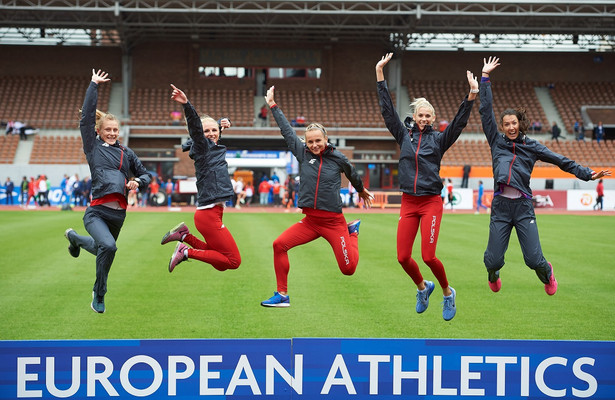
[479,80,593,197]
[80,82,150,200]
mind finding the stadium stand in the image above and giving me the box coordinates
[0,135,19,163]
[29,136,87,164]
[0,76,111,130]
[274,90,393,128]
[550,82,615,132]
[129,88,254,126]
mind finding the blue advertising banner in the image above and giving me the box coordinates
[1,338,613,399]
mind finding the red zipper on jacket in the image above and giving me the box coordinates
[413,132,423,193]
[507,142,516,185]
[313,153,323,208]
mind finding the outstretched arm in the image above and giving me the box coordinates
[375,52,393,82]
[479,56,501,146]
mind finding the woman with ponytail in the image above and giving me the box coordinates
[64,69,151,314]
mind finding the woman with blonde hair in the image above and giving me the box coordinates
[376,53,478,321]
[64,69,151,313]
[159,84,241,276]
[260,85,373,307]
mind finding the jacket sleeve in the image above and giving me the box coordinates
[479,81,499,147]
[536,143,594,181]
[337,151,365,193]
[79,81,98,153]
[377,80,408,145]
[440,96,474,152]
[128,149,152,189]
[271,105,305,162]
[183,101,209,153]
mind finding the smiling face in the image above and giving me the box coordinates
[97,119,120,145]
[201,118,220,144]
[413,106,436,131]
[501,114,520,140]
[305,128,327,155]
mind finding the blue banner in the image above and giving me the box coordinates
[1,338,613,399]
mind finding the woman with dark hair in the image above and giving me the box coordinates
[376,53,478,321]
[260,85,373,307]
[160,84,241,275]
[479,56,610,295]
[64,69,151,313]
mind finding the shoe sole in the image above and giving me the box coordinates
[161,222,187,245]
[65,229,80,258]
[261,303,290,307]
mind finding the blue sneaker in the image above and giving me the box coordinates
[91,291,105,314]
[347,219,361,235]
[416,280,435,313]
[442,287,456,321]
[261,292,290,308]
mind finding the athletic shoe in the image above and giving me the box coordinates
[64,228,80,258]
[545,262,558,296]
[261,292,290,307]
[415,280,435,313]
[161,222,189,245]
[489,278,502,292]
[347,219,361,235]
[442,287,456,321]
[91,291,105,314]
[168,242,188,273]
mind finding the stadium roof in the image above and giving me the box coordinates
[1,1,615,51]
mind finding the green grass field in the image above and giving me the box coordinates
[1,209,613,341]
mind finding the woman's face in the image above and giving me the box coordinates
[501,114,520,140]
[413,106,435,131]
[97,119,120,145]
[202,120,220,144]
[305,129,327,155]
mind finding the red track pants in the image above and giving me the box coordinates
[273,210,358,293]
[397,193,449,289]
[185,206,241,271]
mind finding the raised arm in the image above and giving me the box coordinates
[80,69,111,151]
[375,52,393,82]
[439,70,478,150]
[265,86,305,159]
[479,56,501,146]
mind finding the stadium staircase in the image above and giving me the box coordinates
[535,86,568,136]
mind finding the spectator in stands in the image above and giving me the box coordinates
[19,176,28,207]
[4,177,14,205]
[258,104,268,127]
[260,85,374,308]
[170,110,182,125]
[160,84,241,275]
[376,52,478,321]
[574,120,585,142]
[479,56,611,296]
[295,113,306,127]
[63,69,151,314]
[594,179,604,211]
[550,121,561,142]
[5,121,15,135]
[594,121,604,143]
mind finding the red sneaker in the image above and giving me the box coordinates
[489,278,502,293]
[545,262,558,296]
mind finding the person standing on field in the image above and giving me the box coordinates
[260,85,373,308]
[479,56,611,295]
[64,69,151,314]
[160,84,241,275]
[376,52,478,321]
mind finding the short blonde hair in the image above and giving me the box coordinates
[95,110,119,132]
[305,122,328,137]
[409,97,435,120]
